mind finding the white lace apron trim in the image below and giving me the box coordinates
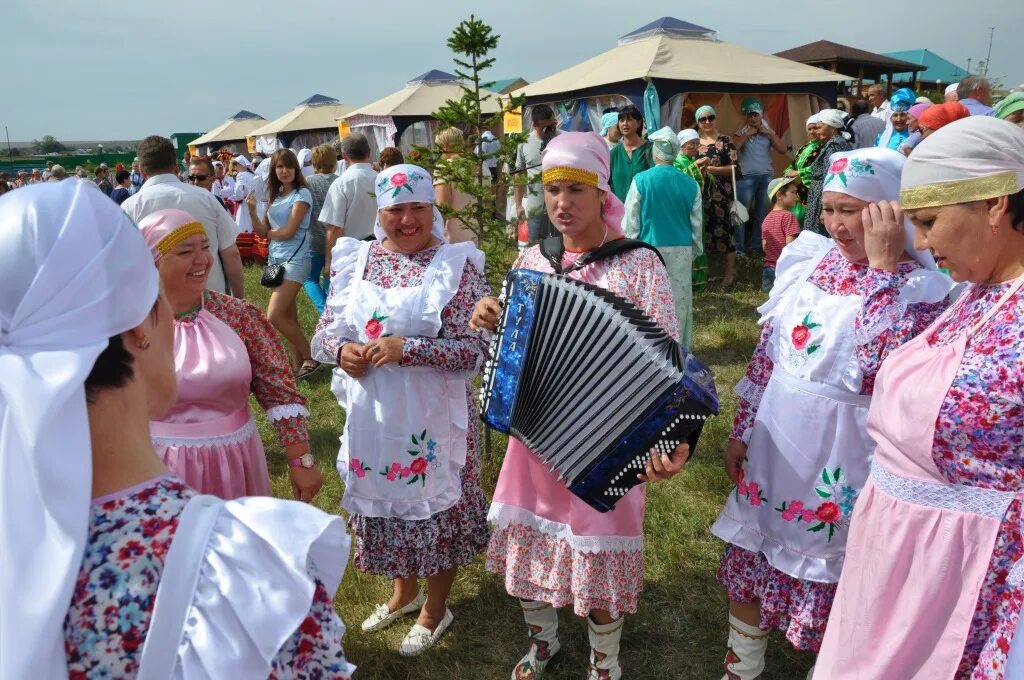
[871,459,1016,520]
[488,501,644,554]
[151,418,257,448]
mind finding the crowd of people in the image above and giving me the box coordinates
[1,74,1024,680]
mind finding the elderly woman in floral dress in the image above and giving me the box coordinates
[710,147,957,679]
[312,163,490,657]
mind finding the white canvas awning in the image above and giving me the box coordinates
[248,95,356,153]
[516,17,848,99]
[191,110,266,148]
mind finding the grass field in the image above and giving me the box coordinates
[245,254,815,680]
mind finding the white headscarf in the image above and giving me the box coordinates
[822,147,936,268]
[0,179,159,678]
[901,116,1024,210]
[234,155,251,171]
[648,126,680,162]
[677,129,699,146]
[296,148,314,177]
[372,163,447,242]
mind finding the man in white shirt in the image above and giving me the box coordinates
[122,136,244,297]
[514,104,560,242]
[320,133,379,277]
[868,84,891,121]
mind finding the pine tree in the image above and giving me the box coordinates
[420,15,527,285]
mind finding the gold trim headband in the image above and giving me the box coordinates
[542,166,599,188]
[156,221,207,257]
[900,171,1019,210]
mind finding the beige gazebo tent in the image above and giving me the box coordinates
[340,70,500,155]
[248,94,356,154]
[190,110,266,156]
[516,17,847,161]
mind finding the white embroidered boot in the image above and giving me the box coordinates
[586,615,623,680]
[511,600,560,680]
[721,614,769,680]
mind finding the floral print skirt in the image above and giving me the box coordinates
[718,544,837,652]
[348,421,489,579]
[704,176,736,254]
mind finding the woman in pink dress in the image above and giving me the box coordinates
[471,132,695,680]
[0,180,353,679]
[814,116,1024,679]
[138,208,321,501]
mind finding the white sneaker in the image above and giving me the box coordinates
[360,592,425,633]
[398,608,454,657]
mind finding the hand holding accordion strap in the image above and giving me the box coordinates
[538,235,665,275]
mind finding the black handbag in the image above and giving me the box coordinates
[260,230,307,288]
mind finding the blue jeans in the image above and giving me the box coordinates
[761,267,776,293]
[302,252,327,314]
[736,173,772,256]
[527,213,553,243]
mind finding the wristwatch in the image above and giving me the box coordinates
[288,453,315,469]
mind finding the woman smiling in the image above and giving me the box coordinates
[138,209,319,501]
[312,164,491,656]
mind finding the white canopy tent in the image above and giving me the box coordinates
[340,70,500,156]
[515,17,846,160]
[190,110,266,156]
[248,94,356,154]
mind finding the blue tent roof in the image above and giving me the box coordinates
[882,49,969,83]
[619,17,716,41]
[230,110,263,120]
[297,94,339,106]
[409,70,459,83]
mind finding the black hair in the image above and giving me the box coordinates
[852,99,871,117]
[618,105,644,124]
[531,104,555,121]
[1010,187,1024,232]
[85,335,135,393]
[115,170,131,184]
[601,107,619,115]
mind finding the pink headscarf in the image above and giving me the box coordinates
[138,208,207,261]
[540,131,625,238]
[908,102,931,121]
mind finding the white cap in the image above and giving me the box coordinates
[677,129,699,145]
[945,82,959,95]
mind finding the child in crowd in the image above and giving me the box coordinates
[760,177,801,292]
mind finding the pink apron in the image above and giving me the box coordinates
[150,305,270,499]
[815,276,1024,679]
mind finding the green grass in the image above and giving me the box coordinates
[245,254,814,679]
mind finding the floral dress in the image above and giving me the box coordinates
[908,281,1024,679]
[718,245,950,651]
[312,240,492,578]
[486,245,679,618]
[802,135,853,236]
[63,475,353,679]
[697,134,739,254]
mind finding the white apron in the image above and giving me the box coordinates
[711,244,875,583]
[331,241,471,521]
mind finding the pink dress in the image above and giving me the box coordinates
[485,244,679,618]
[152,291,309,499]
[816,277,1024,679]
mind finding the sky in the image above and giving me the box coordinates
[3,0,1022,142]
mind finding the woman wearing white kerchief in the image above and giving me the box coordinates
[816,117,1024,680]
[231,155,257,234]
[297,147,315,177]
[0,180,354,679]
[710,148,957,679]
[311,163,490,656]
[802,109,854,236]
[623,126,703,347]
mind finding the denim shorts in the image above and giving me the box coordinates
[268,255,311,284]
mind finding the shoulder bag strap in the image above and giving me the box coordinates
[136,495,223,680]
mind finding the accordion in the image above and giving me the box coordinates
[480,269,719,512]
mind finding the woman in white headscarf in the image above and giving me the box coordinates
[0,179,354,680]
[297,147,314,177]
[311,164,490,656]
[815,117,1024,680]
[710,148,957,679]
[803,109,854,235]
[623,126,703,347]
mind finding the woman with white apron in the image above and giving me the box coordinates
[815,117,1024,679]
[711,148,957,679]
[312,163,491,656]
[1,180,354,680]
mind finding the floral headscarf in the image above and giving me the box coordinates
[372,163,446,242]
[823,147,935,268]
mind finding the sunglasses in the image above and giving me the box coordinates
[698,116,716,123]
[187,174,209,182]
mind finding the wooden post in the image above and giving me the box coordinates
[886,71,894,95]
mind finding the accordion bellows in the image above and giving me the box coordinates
[481,269,719,512]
